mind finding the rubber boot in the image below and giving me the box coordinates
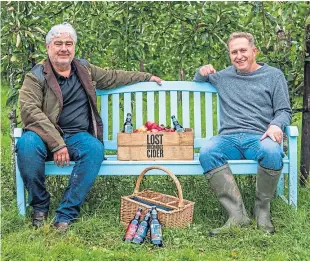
[206,164,251,236]
[254,165,282,234]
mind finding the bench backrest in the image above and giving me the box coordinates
[96,81,219,150]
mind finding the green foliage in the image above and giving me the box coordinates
[1,1,309,103]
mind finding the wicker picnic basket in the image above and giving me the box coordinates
[120,166,195,228]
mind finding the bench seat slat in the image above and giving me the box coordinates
[44,156,290,175]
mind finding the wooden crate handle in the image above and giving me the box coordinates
[134,166,184,208]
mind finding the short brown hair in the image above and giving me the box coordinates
[227,32,255,47]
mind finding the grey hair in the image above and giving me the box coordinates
[227,32,255,47]
[45,22,77,44]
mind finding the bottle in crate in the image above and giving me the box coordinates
[132,209,151,244]
[171,115,184,132]
[123,207,142,242]
[150,206,163,247]
[123,113,133,133]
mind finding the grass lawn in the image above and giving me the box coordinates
[1,83,310,261]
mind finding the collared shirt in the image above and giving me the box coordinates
[55,63,90,134]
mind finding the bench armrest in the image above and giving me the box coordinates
[14,128,23,138]
[285,126,299,137]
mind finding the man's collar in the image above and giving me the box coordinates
[52,62,76,79]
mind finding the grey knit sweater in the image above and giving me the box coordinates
[194,63,291,135]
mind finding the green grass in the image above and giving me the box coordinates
[1,83,310,261]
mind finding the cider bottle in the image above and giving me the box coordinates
[123,207,142,242]
[123,113,133,133]
[132,209,151,244]
[171,115,184,132]
[150,206,163,247]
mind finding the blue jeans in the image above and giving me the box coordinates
[199,133,285,173]
[16,131,104,223]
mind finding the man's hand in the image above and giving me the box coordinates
[199,64,216,76]
[260,125,283,144]
[53,147,70,167]
[150,76,162,85]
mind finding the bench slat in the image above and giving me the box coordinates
[170,91,178,124]
[112,94,120,139]
[124,93,131,122]
[135,92,143,128]
[205,93,213,138]
[96,81,218,95]
[147,92,155,122]
[194,92,201,138]
[182,91,190,128]
[43,156,290,175]
[216,94,220,131]
[159,91,166,126]
[102,95,109,141]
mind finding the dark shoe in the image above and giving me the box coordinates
[254,165,282,234]
[54,222,69,232]
[32,211,48,228]
[206,164,251,236]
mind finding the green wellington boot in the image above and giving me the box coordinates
[206,164,251,236]
[254,165,282,234]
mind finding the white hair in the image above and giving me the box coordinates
[45,22,77,44]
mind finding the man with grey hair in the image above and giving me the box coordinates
[16,22,162,231]
[194,32,291,235]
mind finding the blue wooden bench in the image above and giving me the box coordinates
[14,81,299,216]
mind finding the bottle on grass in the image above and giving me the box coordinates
[123,207,142,242]
[132,209,151,244]
[150,206,163,247]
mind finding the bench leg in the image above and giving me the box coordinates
[16,158,26,216]
[288,136,298,208]
[276,173,284,197]
[288,163,298,208]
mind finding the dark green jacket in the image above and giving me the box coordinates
[19,58,152,152]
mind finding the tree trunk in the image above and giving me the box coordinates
[300,23,310,186]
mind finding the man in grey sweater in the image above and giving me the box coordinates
[194,32,291,235]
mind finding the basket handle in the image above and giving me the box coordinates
[133,166,184,208]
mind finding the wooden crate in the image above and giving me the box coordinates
[117,128,194,161]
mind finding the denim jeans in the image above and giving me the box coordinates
[199,133,285,173]
[16,131,104,223]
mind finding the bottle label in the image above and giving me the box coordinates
[150,224,162,241]
[133,224,148,243]
[124,223,138,240]
[136,225,148,237]
[124,125,133,133]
